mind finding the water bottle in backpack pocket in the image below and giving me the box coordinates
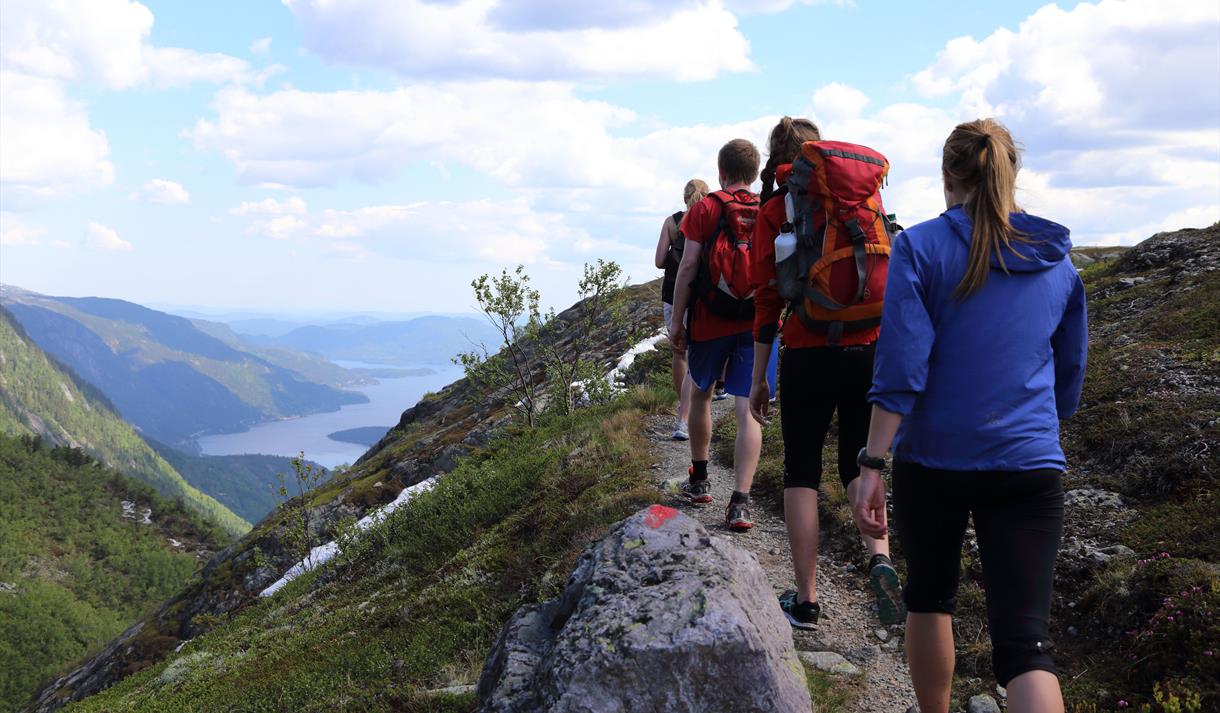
[774,192,803,302]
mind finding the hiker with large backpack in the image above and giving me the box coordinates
[655,179,709,441]
[746,117,905,631]
[852,119,1087,713]
[668,139,778,532]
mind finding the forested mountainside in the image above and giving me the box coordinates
[147,441,325,524]
[0,433,231,712]
[29,226,1219,713]
[244,315,502,366]
[0,287,366,447]
[0,308,248,537]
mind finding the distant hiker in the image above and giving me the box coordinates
[668,139,777,532]
[655,178,709,441]
[852,118,1087,713]
[747,117,904,631]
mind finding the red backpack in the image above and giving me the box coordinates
[694,189,759,321]
[781,141,896,344]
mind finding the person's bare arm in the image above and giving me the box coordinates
[668,241,702,351]
[849,405,904,539]
[748,341,773,424]
[654,216,674,270]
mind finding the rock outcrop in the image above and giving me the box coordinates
[478,505,812,713]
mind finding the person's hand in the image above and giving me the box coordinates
[748,378,770,425]
[669,320,687,351]
[847,468,888,540]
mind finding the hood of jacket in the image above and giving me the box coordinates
[943,204,1072,272]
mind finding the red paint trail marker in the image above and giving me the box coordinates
[643,504,679,529]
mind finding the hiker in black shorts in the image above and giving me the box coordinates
[854,118,1087,713]
[656,179,708,441]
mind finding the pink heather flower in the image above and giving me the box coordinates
[1118,700,1129,709]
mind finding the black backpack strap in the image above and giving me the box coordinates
[844,218,870,304]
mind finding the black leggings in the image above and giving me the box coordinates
[779,345,873,490]
[893,461,1064,686]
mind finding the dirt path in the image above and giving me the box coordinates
[646,403,916,713]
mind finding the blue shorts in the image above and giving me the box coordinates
[687,332,777,398]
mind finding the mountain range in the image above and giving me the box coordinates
[0,307,249,536]
[243,315,501,366]
[0,286,367,448]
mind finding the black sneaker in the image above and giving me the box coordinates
[778,590,820,630]
[680,473,712,505]
[725,496,754,531]
[869,554,906,626]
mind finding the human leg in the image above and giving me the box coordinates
[779,347,837,605]
[973,469,1064,711]
[892,461,972,712]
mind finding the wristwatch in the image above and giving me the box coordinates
[857,447,887,471]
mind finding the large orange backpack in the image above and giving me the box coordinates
[694,189,759,321]
[779,141,896,344]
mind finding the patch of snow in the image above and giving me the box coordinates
[59,381,75,403]
[121,500,136,518]
[141,507,153,525]
[168,538,183,548]
[605,330,668,386]
[259,476,439,598]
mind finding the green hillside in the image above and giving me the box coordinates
[0,287,366,447]
[148,441,325,523]
[0,308,249,537]
[0,433,231,712]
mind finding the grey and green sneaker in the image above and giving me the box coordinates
[869,554,906,626]
[778,590,820,630]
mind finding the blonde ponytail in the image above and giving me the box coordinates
[943,119,1025,298]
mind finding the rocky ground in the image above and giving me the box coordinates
[647,403,921,713]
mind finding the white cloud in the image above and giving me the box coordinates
[0,212,47,246]
[283,0,753,81]
[131,178,190,204]
[0,71,114,199]
[250,37,272,55]
[230,196,308,216]
[0,0,260,89]
[87,222,133,251]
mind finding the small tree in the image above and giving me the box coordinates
[538,259,628,415]
[456,260,631,425]
[454,265,546,426]
[275,452,328,565]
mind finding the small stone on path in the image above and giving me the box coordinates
[875,628,889,642]
[798,650,861,676]
[967,694,1002,713]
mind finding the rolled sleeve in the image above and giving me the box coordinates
[869,232,935,416]
[1051,269,1088,419]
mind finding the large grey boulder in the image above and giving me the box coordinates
[478,505,812,713]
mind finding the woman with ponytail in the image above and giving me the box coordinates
[852,119,1088,713]
[748,116,906,632]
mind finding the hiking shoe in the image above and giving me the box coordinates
[680,474,712,505]
[712,387,729,401]
[672,420,689,441]
[725,497,754,531]
[778,590,820,630]
[869,554,906,626]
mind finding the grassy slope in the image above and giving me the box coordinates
[68,386,670,712]
[0,434,231,712]
[0,309,250,537]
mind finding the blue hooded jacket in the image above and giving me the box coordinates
[869,205,1088,471]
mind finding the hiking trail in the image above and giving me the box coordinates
[646,401,916,713]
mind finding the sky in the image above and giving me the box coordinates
[1,0,1217,315]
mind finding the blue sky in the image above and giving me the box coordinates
[1,0,1217,315]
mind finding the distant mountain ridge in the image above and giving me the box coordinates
[0,286,367,447]
[248,315,502,366]
[0,307,248,536]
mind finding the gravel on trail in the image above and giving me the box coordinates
[647,403,917,713]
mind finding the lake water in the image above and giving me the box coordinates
[197,362,463,468]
